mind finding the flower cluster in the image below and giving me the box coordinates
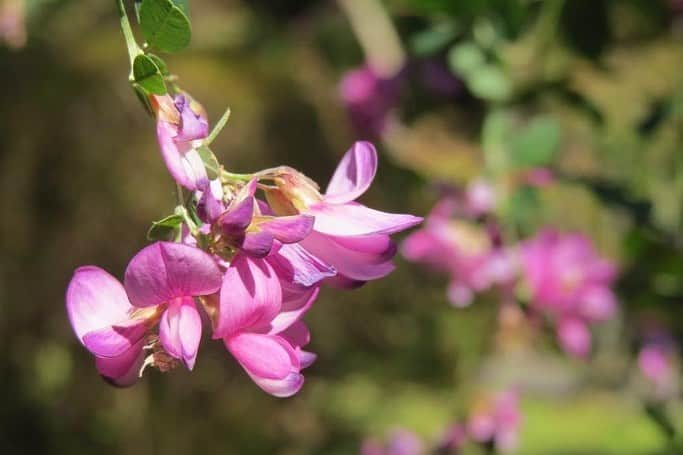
[361,389,522,454]
[66,92,422,396]
[403,183,618,358]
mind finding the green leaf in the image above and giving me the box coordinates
[147,53,170,76]
[410,22,459,57]
[133,54,167,95]
[510,116,561,167]
[140,0,191,53]
[196,145,220,180]
[147,213,183,241]
[466,64,511,102]
[172,0,189,16]
[447,42,485,76]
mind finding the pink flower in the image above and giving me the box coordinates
[340,66,401,138]
[361,429,423,455]
[66,242,222,384]
[520,230,618,357]
[266,141,422,288]
[638,335,677,398]
[153,94,210,191]
[213,253,318,397]
[402,197,514,307]
[467,390,522,453]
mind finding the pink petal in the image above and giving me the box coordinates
[213,255,282,338]
[266,286,318,335]
[156,121,207,191]
[216,196,254,237]
[308,201,423,236]
[174,95,209,142]
[124,242,222,308]
[267,243,336,287]
[240,231,275,258]
[66,266,136,342]
[300,231,396,282]
[159,297,202,370]
[95,339,145,387]
[226,332,298,379]
[82,319,148,358]
[259,215,315,244]
[579,286,617,322]
[325,141,378,203]
[247,371,304,398]
[557,317,591,358]
[197,179,225,223]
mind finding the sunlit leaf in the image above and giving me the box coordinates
[147,213,183,241]
[510,116,561,167]
[140,0,191,53]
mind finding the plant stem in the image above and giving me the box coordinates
[115,0,141,76]
[205,107,231,146]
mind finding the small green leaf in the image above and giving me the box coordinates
[467,64,511,102]
[140,0,191,53]
[510,116,561,167]
[411,22,459,56]
[147,53,170,76]
[133,54,167,95]
[196,145,220,180]
[447,42,485,76]
[147,213,183,241]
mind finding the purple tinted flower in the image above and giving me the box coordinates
[268,141,422,288]
[520,230,618,357]
[340,66,402,138]
[467,390,522,453]
[402,197,514,307]
[153,94,210,191]
[418,58,462,98]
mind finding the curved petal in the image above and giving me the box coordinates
[258,215,315,244]
[308,201,423,237]
[325,141,378,203]
[157,121,207,191]
[266,287,318,335]
[240,231,275,258]
[300,232,396,282]
[95,339,145,388]
[174,94,209,142]
[159,297,202,370]
[82,319,148,358]
[267,243,336,288]
[124,242,222,308]
[225,333,303,397]
[66,266,135,342]
[217,196,254,237]
[213,255,282,338]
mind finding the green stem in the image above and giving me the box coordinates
[205,107,232,146]
[220,169,255,183]
[116,0,142,76]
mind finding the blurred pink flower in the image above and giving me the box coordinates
[340,66,402,138]
[402,195,514,307]
[467,390,522,453]
[0,0,26,49]
[638,335,677,399]
[436,423,468,453]
[520,230,618,357]
[361,429,423,455]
